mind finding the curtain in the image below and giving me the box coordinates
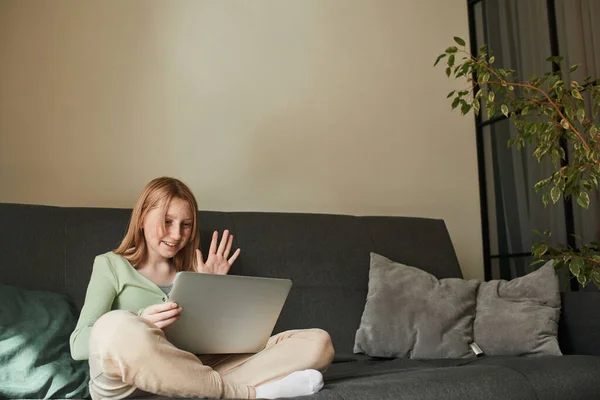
[556,0,600,291]
[482,0,568,280]
[478,0,600,286]
[556,0,600,246]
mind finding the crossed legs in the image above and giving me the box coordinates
[88,310,334,399]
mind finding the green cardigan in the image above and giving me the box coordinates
[69,252,170,360]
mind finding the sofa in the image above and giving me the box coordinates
[2,202,600,400]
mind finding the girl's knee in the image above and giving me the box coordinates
[92,310,140,338]
[95,309,136,325]
[307,329,335,369]
[90,310,157,356]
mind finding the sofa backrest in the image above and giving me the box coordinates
[0,203,462,354]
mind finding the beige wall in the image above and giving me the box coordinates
[0,0,484,279]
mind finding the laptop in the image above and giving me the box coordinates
[163,272,292,354]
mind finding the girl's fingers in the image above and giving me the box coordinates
[228,248,241,265]
[154,315,180,329]
[223,235,233,259]
[157,307,182,320]
[208,231,218,255]
[146,302,178,315]
[217,230,229,255]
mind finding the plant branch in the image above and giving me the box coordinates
[481,77,591,152]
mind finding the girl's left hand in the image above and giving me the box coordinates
[194,230,241,275]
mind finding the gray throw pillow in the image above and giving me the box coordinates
[474,261,562,356]
[354,253,479,359]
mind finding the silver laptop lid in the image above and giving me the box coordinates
[163,272,292,354]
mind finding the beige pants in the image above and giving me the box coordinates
[88,310,335,400]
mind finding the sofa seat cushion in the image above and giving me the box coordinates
[324,358,534,400]
[474,355,600,400]
[321,355,600,400]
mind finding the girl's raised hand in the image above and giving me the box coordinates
[194,230,241,275]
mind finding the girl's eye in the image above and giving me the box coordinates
[183,223,192,228]
[165,220,172,225]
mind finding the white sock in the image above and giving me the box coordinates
[254,369,324,399]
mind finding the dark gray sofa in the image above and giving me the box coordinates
[2,202,600,400]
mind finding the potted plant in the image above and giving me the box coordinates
[437,36,600,288]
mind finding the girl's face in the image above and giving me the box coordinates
[142,197,194,262]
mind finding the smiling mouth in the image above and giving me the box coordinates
[162,241,178,248]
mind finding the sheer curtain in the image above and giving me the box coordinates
[556,0,600,290]
[482,0,567,280]
[479,0,600,283]
[556,0,600,247]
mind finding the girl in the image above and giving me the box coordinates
[70,177,334,399]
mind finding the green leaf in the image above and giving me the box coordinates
[551,186,561,203]
[542,192,550,206]
[572,89,583,100]
[451,97,460,110]
[534,178,550,192]
[544,107,555,117]
[561,119,570,129]
[577,192,590,209]
[570,258,583,276]
[489,56,495,64]
[448,54,455,67]
[461,62,471,74]
[473,99,481,115]
[591,270,600,287]
[446,67,451,77]
[434,53,447,66]
[446,46,458,54]
[554,260,565,271]
[569,64,579,72]
[578,273,589,287]
[530,259,548,267]
[447,90,456,98]
[454,37,466,46]
[488,92,495,102]
[547,55,564,65]
[501,104,509,117]
[521,106,529,116]
[530,123,538,134]
[481,73,490,82]
[577,108,585,122]
[461,103,472,115]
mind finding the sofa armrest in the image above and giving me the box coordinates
[558,291,600,356]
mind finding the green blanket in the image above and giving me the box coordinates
[0,284,89,399]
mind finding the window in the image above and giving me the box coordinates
[467,0,600,290]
